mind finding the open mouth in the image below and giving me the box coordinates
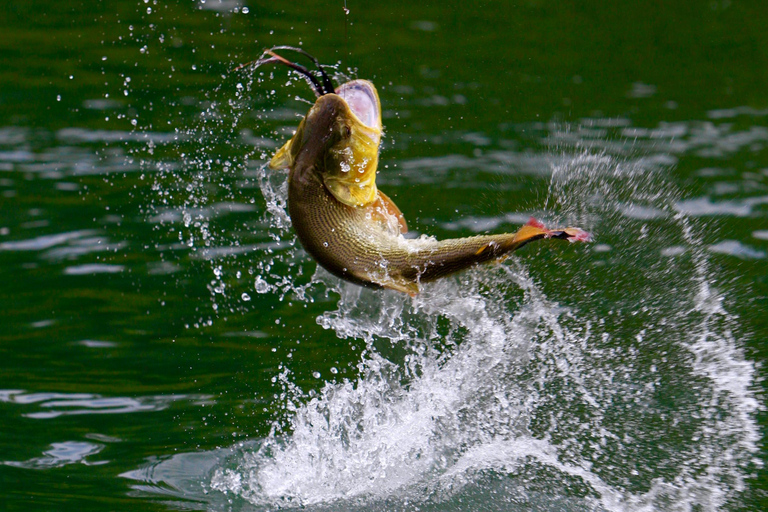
[239,48,380,131]
[336,80,380,129]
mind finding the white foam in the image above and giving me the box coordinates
[144,80,762,511]
[208,149,762,511]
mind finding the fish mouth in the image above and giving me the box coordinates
[237,47,380,131]
[336,80,381,130]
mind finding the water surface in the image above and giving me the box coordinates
[1,1,767,511]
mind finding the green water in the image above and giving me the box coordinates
[1,1,767,511]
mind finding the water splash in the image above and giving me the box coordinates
[138,65,319,323]
[130,72,762,510]
[201,147,761,511]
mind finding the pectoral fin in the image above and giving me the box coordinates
[372,191,408,234]
[269,139,294,169]
[270,117,307,170]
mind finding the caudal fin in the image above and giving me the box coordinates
[511,217,592,246]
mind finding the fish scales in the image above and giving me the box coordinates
[260,59,589,294]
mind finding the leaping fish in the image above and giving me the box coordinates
[243,47,591,295]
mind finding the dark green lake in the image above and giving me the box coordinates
[1,1,767,510]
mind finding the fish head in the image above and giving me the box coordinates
[271,79,383,207]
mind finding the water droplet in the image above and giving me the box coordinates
[241,293,251,301]
[254,276,270,294]
[312,371,321,379]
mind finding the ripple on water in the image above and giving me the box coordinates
[76,339,120,348]
[0,390,216,419]
[618,202,668,220]
[55,127,184,145]
[0,230,99,251]
[148,202,259,224]
[707,106,768,119]
[63,264,125,275]
[0,229,128,267]
[440,212,532,233]
[674,197,754,217]
[4,441,105,469]
[543,117,768,160]
[708,240,766,259]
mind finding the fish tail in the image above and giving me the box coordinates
[472,217,591,259]
[505,217,591,249]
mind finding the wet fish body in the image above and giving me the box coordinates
[269,76,589,294]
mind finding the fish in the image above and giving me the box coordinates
[248,47,591,295]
